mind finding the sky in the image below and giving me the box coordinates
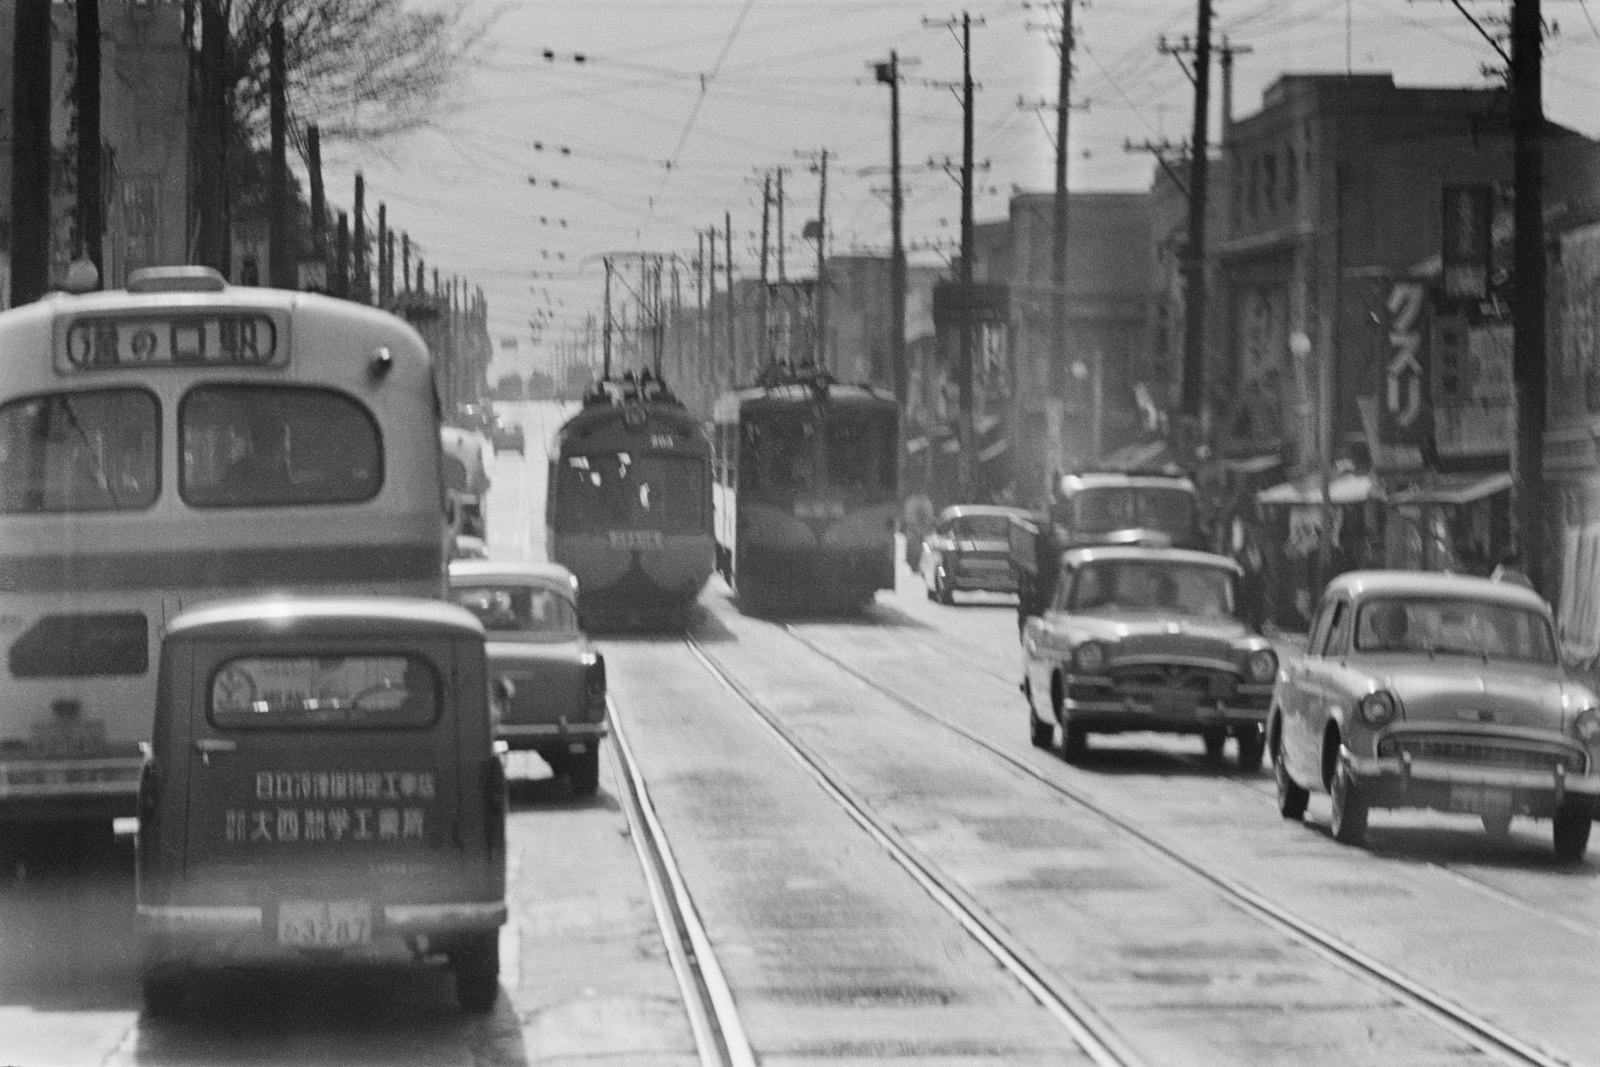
[316,0,1600,382]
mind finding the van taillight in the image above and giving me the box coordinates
[584,655,607,715]
[481,754,506,865]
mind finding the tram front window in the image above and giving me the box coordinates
[741,417,816,497]
[557,452,707,532]
[825,416,895,497]
[0,389,159,513]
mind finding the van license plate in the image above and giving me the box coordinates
[1448,785,1513,816]
[278,900,372,947]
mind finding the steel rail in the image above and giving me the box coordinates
[685,636,1146,1067]
[779,624,1571,1067]
[607,700,756,1067]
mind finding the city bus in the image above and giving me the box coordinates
[0,266,449,841]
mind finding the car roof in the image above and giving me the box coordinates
[1061,545,1242,573]
[938,504,1030,521]
[1324,569,1551,610]
[448,559,579,594]
[166,595,485,640]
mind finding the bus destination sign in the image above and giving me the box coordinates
[61,313,283,370]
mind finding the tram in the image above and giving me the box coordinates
[0,266,448,832]
[713,364,899,614]
[546,374,714,629]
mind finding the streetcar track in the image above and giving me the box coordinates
[846,612,1600,942]
[760,621,1570,1067]
[606,698,756,1067]
[684,635,1143,1067]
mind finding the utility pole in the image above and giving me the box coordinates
[814,148,829,368]
[353,174,369,303]
[1511,0,1547,592]
[268,19,291,288]
[1167,0,1214,435]
[760,174,772,370]
[875,52,908,408]
[75,0,103,284]
[10,0,50,303]
[776,169,786,282]
[708,226,719,391]
[376,204,389,304]
[335,211,350,299]
[196,0,230,278]
[958,12,982,498]
[401,234,411,293]
[1050,0,1076,486]
[308,125,327,287]
[602,256,614,379]
[725,212,736,386]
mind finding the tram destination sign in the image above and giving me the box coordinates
[57,311,285,371]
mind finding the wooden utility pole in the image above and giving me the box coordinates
[725,211,736,385]
[814,148,828,368]
[760,174,772,369]
[1218,36,1252,141]
[602,256,614,379]
[353,174,369,302]
[876,52,907,407]
[377,203,389,304]
[308,125,327,286]
[1175,0,1213,427]
[1511,0,1547,591]
[335,211,350,299]
[268,19,291,288]
[10,0,50,303]
[1050,1,1076,483]
[708,226,720,390]
[776,169,786,282]
[75,0,103,283]
[959,11,980,497]
[197,0,230,278]
[401,234,411,293]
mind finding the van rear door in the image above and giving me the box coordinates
[180,640,469,934]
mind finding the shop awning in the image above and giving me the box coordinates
[1385,471,1512,506]
[1256,471,1377,506]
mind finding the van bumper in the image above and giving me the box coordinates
[138,900,507,935]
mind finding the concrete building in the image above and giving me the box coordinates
[0,0,189,303]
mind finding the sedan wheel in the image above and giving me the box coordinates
[1201,726,1227,761]
[1481,813,1513,838]
[1552,802,1592,863]
[1274,743,1309,820]
[1330,762,1368,846]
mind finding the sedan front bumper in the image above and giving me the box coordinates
[1062,692,1269,734]
[1344,751,1600,817]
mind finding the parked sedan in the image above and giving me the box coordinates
[921,504,1030,603]
[447,560,607,795]
[1022,545,1277,767]
[1270,571,1600,861]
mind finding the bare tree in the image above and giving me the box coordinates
[225,0,495,145]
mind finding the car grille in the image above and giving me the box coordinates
[1111,663,1232,699]
[1377,734,1587,775]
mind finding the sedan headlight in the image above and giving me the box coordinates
[1574,707,1600,744]
[1358,690,1398,726]
[1072,641,1109,674]
[1245,648,1278,684]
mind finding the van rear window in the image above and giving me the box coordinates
[209,655,438,729]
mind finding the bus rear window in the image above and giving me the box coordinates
[181,385,382,508]
[0,389,159,513]
[210,655,438,729]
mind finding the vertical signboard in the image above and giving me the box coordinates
[1380,279,1429,468]
[1442,184,1494,300]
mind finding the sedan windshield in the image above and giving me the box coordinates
[1065,560,1235,619]
[1355,597,1556,663]
[450,583,579,635]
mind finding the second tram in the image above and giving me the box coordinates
[546,375,714,629]
[713,367,899,614]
